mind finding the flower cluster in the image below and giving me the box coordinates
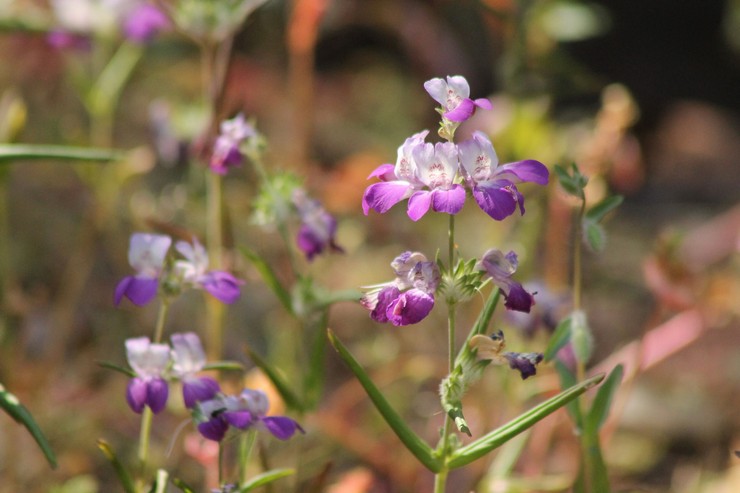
[114,233,244,307]
[361,252,440,326]
[124,332,220,414]
[362,77,549,222]
[194,389,304,442]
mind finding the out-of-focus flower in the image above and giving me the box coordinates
[458,131,549,220]
[209,114,256,175]
[293,189,343,261]
[469,331,544,380]
[171,332,220,408]
[361,252,440,326]
[122,3,170,43]
[423,75,492,122]
[477,249,535,313]
[115,233,172,306]
[47,30,92,50]
[362,131,428,217]
[174,238,244,304]
[125,337,170,413]
[194,389,304,442]
[405,141,466,221]
[506,281,571,338]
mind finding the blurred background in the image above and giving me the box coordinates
[0,0,738,492]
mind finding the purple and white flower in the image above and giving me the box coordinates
[423,75,492,122]
[405,141,466,221]
[458,131,549,220]
[293,189,343,261]
[361,251,440,326]
[477,249,536,313]
[170,332,220,408]
[114,233,172,306]
[195,389,304,442]
[125,337,170,414]
[174,238,244,304]
[210,114,256,175]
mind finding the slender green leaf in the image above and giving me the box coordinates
[97,440,135,493]
[327,329,441,472]
[304,311,329,410]
[240,247,293,315]
[447,373,604,469]
[202,360,246,372]
[0,144,126,163]
[579,430,611,493]
[171,477,196,493]
[586,364,623,434]
[554,361,583,427]
[244,347,305,412]
[87,42,143,117]
[239,468,295,492]
[585,195,623,223]
[583,221,606,252]
[543,316,572,361]
[96,360,136,378]
[0,383,57,468]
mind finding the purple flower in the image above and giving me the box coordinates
[115,233,172,306]
[125,337,170,414]
[458,131,549,220]
[406,141,466,221]
[361,252,440,326]
[122,3,170,43]
[470,331,544,380]
[174,238,244,304]
[502,352,544,379]
[293,189,344,261]
[195,389,304,442]
[477,249,535,313]
[210,114,256,175]
[423,75,492,122]
[47,30,91,51]
[362,131,428,216]
[171,332,220,408]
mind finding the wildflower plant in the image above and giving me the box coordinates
[331,75,607,492]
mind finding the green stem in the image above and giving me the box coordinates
[238,430,257,487]
[152,299,170,344]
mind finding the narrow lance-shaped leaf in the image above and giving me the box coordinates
[585,195,623,223]
[170,477,196,493]
[244,347,305,412]
[241,247,293,315]
[239,468,296,492]
[304,311,329,410]
[0,383,57,468]
[328,329,441,473]
[202,361,246,372]
[447,373,604,469]
[0,144,126,163]
[554,360,584,428]
[544,315,573,361]
[585,364,623,435]
[97,440,136,493]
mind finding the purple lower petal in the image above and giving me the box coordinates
[503,352,544,379]
[261,416,305,440]
[474,98,493,110]
[444,99,475,122]
[126,377,148,414]
[115,276,159,306]
[198,417,229,442]
[498,160,549,185]
[407,191,432,221]
[147,377,169,414]
[200,271,244,304]
[386,289,434,326]
[370,286,400,323]
[472,185,518,220]
[223,410,255,430]
[183,377,221,408]
[431,185,466,215]
[503,282,535,313]
[362,181,412,215]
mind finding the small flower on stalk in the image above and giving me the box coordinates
[405,141,466,221]
[115,233,172,306]
[210,113,256,175]
[423,75,492,122]
[292,189,344,261]
[360,252,440,326]
[122,3,170,43]
[458,131,549,220]
[469,330,544,380]
[174,238,244,304]
[194,389,304,442]
[170,332,220,408]
[125,337,170,413]
[477,248,535,313]
[362,131,428,217]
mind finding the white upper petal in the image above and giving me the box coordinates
[128,233,172,277]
